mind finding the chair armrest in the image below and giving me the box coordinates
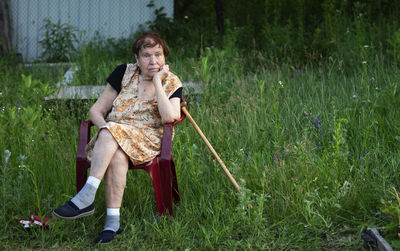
[76,121,93,160]
[159,98,186,160]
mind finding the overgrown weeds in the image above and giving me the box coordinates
[1,5,400,248]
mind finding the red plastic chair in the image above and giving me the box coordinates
[75,103,186,216]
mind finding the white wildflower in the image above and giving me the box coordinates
[3,149,11,164]
[339,181,351,198]
[18,154,27,165]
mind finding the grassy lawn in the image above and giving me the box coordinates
[0,46,399,250]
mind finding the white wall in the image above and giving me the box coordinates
[10,0,173,62]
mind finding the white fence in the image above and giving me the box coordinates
[10,0,173,62]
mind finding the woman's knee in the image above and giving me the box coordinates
[109,149,129,168]
[105,149,128,183]
[97,129,115,144]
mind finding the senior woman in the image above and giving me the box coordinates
[53,31,183,244]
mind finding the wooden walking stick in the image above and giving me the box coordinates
[181,102,241,193]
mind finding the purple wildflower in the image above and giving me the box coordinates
[273,151,282,161]
[17,103,22,112]
[310,115,322,129]
[359,150,369,160]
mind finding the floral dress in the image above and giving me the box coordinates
[86,63,182,165]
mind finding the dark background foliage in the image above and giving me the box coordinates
[156,0,400,67]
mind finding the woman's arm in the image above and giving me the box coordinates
[153,65,181,124]
[89,84,118,129]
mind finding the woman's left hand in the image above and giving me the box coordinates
[153,64,169,83]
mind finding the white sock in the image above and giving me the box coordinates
[71,176,101,209]
[86,176,101,188]
[104,208,120,232]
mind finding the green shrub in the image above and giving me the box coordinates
[39,19,80,62]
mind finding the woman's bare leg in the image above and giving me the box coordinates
[104,148,129,208]
[53,129,122,218]
[102,148,129,233]
[89,129,120,180]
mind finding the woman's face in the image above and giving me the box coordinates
[136,42,165,78]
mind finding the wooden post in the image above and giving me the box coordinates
[0,0,13,52]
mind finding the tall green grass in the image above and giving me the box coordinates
[1,44,399,249]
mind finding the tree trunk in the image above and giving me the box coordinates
[215,0,224,35]
[0,0,13,51]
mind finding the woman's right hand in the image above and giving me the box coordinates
[153,64,170,83]
[89,84,118,129]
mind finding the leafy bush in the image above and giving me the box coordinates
[39,19,80,62]
[382,188,400,248]
[387,28,400,63]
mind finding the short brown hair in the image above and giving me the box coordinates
[132,31,169,57]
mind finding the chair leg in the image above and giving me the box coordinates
[171,160,180,203]
[159,159,173,216]
[76,159,89,193]
[149,160,167,216]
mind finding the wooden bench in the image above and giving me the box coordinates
[44,64,203,100]
[45,82,203,100]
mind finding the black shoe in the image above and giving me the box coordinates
[94,228,123,245]
[53,200,95,220]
